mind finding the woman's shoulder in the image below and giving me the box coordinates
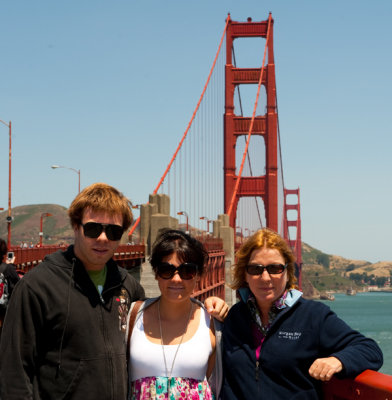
[290,296,333,320]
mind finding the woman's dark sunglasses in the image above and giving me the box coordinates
[246,263,287,276]
[156,262,198,280]
[81,222,124,241]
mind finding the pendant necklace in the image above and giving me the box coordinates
[158,299,193,386]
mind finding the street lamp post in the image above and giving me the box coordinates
[200,216,212,235]
[236,226,243,243]
[51,164,81,193]
[0,119,12,248]
[177,211,189,234]
[39,213,53,246]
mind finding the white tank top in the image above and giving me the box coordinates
[130,306,212,381]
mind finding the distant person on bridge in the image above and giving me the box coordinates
[127,229,222,399]
[0,183,227,400]
[221,228,383,400]
[0,238,20,336]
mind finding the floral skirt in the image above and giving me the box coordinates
[130,376,214,400]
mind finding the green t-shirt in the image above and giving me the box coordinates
[87,266,107,295]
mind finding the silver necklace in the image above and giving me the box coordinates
[158,299,193,382]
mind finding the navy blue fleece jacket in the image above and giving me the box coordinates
[221,289,383,400]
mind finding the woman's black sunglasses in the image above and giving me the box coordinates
[156,262,198,280]
[81,222,124,241]
[246,263,287,276]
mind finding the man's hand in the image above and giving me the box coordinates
[309,356,343,381]
[204,296,229,322]
[5,256,15,264]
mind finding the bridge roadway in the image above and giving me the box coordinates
[7,245,392,398]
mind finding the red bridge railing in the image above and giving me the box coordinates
[323,370,392,399]
[192,236,226,302]
[10,244,145,274]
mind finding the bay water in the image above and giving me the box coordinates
[319,291,391,375]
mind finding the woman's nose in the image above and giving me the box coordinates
[260,270,271,280]
[171,271,183,282]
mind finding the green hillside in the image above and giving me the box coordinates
[0,205,73,246]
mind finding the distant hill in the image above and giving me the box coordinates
[302,241,392,278]
[301,242,392,297]
[0,205,74,246]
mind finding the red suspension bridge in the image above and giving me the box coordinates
[3,14,392,398]
[129,13,302,273]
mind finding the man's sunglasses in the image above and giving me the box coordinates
[156,262,199,280]
[81,222,124,241]
[246,263,287,276]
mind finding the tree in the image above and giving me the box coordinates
[316,253,330,268]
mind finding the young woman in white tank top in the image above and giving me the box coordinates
[127,230,219,399]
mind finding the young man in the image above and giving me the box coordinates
[0,183,227,399]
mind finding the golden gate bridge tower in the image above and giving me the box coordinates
[223,14,302,280]
[224,15,279,231]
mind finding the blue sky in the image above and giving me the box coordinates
[1,1,391,263]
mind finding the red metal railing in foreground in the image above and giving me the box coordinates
[323,369,392,399]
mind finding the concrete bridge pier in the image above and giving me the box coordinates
[137,194,236,305]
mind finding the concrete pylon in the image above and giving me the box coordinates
[216,214,236,307]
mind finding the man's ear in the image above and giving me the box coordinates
[73,223,80,234]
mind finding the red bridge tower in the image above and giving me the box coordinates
[224,15,278,231]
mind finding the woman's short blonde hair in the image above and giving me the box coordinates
[232,228,297,290]
[68,183,133,230]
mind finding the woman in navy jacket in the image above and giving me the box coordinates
[221,228,383,399]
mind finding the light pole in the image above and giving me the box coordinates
[51,164,80,193]
[200,216,212,235]
[236,226,243,243]
[177,211,189,234]
[0,119,12,248]
[39,213,52,246]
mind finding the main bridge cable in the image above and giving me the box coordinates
[128,14,231,236]
[232,46,263,228]
[227,13,273,218]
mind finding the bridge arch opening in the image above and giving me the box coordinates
[287,226,298,243]
[235,134,265,176]
[234,83,267,117]
[232,37,267,68]
[236,196,266,234]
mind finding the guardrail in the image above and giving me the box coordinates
[9,244,146,274]
[9,245,68,274]
[193,249,226,302]
[323,370,392,399]
[192,236,226,301]
[113,244,145,270]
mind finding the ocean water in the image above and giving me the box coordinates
[319,292,392,375]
